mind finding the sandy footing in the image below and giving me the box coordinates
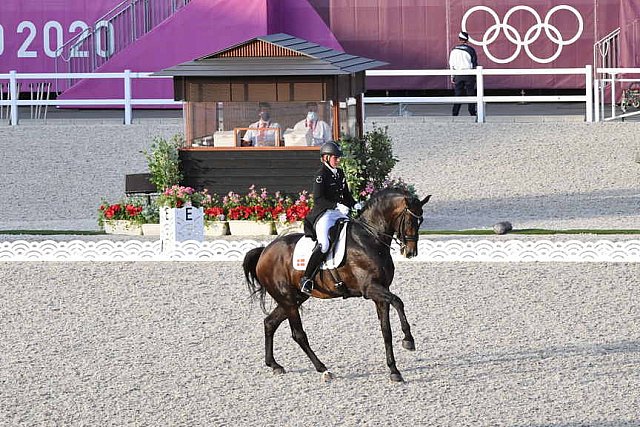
[1,262,638,426]
[1,120,638,231]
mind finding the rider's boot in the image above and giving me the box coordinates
[299,244,324,295]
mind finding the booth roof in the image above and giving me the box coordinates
[155,33,387,77]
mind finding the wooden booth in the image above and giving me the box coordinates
[155,33,386,195]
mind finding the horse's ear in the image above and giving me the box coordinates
[420,195,432,206]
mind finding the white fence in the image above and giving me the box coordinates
[6,65,640,125]
[0,70,180,125]
[365,65,594,123]
[594,67,640,121]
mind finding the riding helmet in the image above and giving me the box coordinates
[320,141,343,157]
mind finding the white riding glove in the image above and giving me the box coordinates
[336,203,350,215]
[354,202,363,211]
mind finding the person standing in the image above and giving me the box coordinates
[299,141,362,295]
[449,31,478,116]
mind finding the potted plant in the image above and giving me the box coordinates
[98,197,145,235]
[202,190,229,236]
[275,190,312,234]
[141,134,184,192]
[224,185,276,236]
[339,124,397,197]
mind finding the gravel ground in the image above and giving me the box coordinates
[1,119,638,231]
[1,262,639,426]
[378,120,640,231]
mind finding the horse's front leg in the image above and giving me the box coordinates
[388,293,415,351]
[286,307,332,379]
[264,304,288,374]
[374,300,403,382]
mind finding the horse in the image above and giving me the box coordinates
[242,188,431,382]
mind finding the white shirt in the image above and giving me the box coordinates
[449,47,474,70]
[293,119,332,146]
[242,120,281,146]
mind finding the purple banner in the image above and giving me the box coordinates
[1,0,636,95]
[0,0,120,73]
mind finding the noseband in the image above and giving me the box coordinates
[395,206,423,248]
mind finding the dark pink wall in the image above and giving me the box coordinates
[1,0,635,93]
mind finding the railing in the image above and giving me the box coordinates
[365,66,594,123]
[0,67,603,125]
[594,67,640,122]
[0,70,180,125]
[594,28,620,80]
[54,0,191,89]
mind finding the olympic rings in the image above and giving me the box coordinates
[461,5,584,64]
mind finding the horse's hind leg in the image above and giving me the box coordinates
[286,307,329,375]
[264,304,288,374]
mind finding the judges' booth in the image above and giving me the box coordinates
[155,33,386,195]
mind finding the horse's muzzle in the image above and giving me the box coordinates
[402,245,418,258]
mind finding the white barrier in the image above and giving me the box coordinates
[594,67,640,122]
[1,239,638,262]
[0,70,181,125]
[365,66,594,123]
[0,66,603,125]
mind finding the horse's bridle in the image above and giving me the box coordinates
[395,205,423,249]
[354,201,423,252]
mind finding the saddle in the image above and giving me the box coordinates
[292,219,348,271]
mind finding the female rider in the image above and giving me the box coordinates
[299,141,362,295]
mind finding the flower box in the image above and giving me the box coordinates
[204,221,229,236]
[104,220,143,236]
[228,220,274,236]
[275,221,304,234]
[142,223,161,236]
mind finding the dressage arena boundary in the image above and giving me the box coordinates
[0,239,639,262]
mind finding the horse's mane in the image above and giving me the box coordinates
[362,187,411,213]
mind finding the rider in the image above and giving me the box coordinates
[299,141,362,295]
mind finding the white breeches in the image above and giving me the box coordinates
[314,209,348,253]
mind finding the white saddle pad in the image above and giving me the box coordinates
[292,223,348,271]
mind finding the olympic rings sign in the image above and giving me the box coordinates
[461,5,584,64]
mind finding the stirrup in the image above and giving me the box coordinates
[300,277,313,295]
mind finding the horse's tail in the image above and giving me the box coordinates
[243,246,268,313]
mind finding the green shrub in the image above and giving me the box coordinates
[141,134,184,192]
[339,125,398,197]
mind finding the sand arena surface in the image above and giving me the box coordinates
[0,119,638,231]
[1,262,639,426]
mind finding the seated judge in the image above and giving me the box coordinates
[293,102,332,146]
[241,106,282,147]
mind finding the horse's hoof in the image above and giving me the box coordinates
[321,371,335,382]
[402,339,416,351]
[390,373,404,383]
[272,366,286,375]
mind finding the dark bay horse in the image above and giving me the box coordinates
[243,188,431,382]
